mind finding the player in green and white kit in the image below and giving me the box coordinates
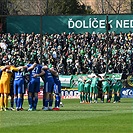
[110,77,117,103]
[84,78,91,103]
[90,74,101,103]
[113,80,122,103]
[101,76,111,103]
[78,79,84,103]
[108,77,114,102]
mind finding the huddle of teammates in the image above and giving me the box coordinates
[78,73,122,104]
[0,59,61,111]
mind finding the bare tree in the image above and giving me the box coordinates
[91,0,131,14]
[132,0,133,13]
[2,0,132,15]
[7,0,48,15]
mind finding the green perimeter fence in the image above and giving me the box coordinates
[5,15,133,34]
[40,73,133,89]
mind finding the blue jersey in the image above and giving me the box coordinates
[44,69,54,93]
[14,71,25,95]
[53,75,61,85]
[53,75,61,94]
[27,64,42,81]
[27,64,42,93]
[44,69,54,83]
[14,71,24,81]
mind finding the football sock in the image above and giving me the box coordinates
[80,94,83,102]
[49,99,53,107]
[85,94,87,102]
[45,99,49,107]
[0,97,1,108]
[18,97,22,109]
[2,96,4,108]
[34,97,38,109]
[10,99,14,108]
[114,94,117,101]
[102,95,104,102]
[0,96,3,109]
[14,97,17,108]
[57,96,61,107]
[118,96,121,101]
[28,96,33,109]
[94,95,96,100]
[83,94,85,101]
[17,98,20,108]
[22,94,24,106]
[88,94,90,102]
[109,95,112,101]
[118,95,120,101]
[95,96,97,101]
[55,100,57,107]
[90,96,92,101]
[43,98,45,107]
[106,96,109,102]
[54,95,57,107]
[116,96,119,102]
[4,95,8,108]
[32,98,35,108]
[55,95,60,107]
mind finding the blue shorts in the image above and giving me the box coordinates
[28,79,40,93]
[44,81,54,93]
[14,79,24,95]
[54,82,61,94]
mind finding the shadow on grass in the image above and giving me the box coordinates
[16,109,112,112]
[5,107,113,112]
[59,109,112,111]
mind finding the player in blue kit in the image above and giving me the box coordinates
[50,68,61,111]
[42,65,55,111]
[13,68,25,111]
[26,59,44,111]
[9,73,15,110]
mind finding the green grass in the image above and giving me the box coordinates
[0,98,133,133]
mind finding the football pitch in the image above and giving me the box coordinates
[0,98,133,133]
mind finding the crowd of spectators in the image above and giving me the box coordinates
[0,31,133,77]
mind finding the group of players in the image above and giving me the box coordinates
[0,59,61,111]
[78,73,122,104]
[0,59,123,111]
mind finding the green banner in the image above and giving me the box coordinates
[7,16,40,34]
[40,75,72,87]
[6,15,133,34]
[105,73,122,79]
[40,73,122,88]
[71,74,88,88]
[59,75,72,87]
[44,15,133,34]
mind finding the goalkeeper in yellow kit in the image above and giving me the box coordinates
[0,63,23,111]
